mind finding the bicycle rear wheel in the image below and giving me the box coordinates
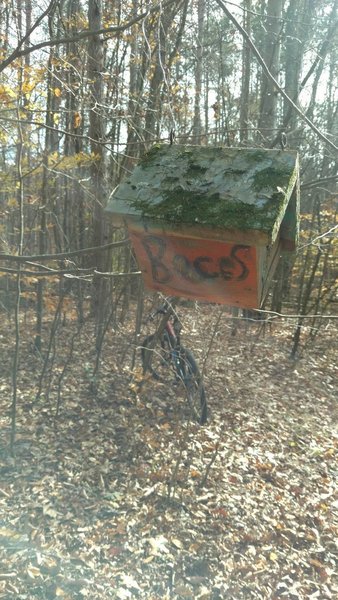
[178,348,207,425]
[141,333,173,382]
[141,336,207,425]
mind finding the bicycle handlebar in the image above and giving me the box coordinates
[147,297,178,322]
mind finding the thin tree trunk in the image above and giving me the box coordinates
[257,0,283,143]
[10,108,25,453]
[240,0,251,145]
[88,0,111,341]
[34,5,60,351]
[192,0,205,142]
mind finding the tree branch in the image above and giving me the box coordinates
[0,0,177,74]
[0,266,93,276]
[301,174,338,190]
[0,239,129,262]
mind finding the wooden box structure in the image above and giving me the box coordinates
[106,145,299,309]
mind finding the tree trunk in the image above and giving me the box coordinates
[192,0,205,142]
[239,0,251,145]
[87,0,110,336]
[257,0,283,143]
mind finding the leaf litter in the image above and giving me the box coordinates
[0,301,337,599]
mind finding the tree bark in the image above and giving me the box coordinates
[192,0,205,142]
[257,0,283,143]
[239,0,251,145]
[87,0,110,333]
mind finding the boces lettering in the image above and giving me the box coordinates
[141,235,251,284]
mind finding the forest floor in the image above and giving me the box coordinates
[0,298,337,600]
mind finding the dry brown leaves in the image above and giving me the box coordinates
[0,301,337,599]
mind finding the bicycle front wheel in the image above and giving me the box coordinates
[178,348,207,425]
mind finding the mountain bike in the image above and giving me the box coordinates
[141,298,207,425]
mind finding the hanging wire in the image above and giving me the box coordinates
[157,0,177,141]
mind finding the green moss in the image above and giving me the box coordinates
[114,145,298,235]
[244,149,268,164]
[130,187,277,232]
[163,176,180,185]
[253,167,291,191]
[186,164,208,177]
[223,168,245,176]
[138,144,166,167]
[179,148,193,157]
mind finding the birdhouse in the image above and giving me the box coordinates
[105,145,299,309]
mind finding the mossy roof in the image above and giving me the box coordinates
[106,145,299,245]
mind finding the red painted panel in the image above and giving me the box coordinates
[128,222,259,308]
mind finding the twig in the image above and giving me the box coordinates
[201,305,225,378]
[199,442,220,488]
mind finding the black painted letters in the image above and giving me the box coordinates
[142,236,171,283]
[142,235,251,285]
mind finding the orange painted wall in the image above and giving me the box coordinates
[128,222,259,308]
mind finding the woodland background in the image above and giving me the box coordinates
[0,0,337,598]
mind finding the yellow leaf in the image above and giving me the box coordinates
[53,87,62,97]
[0,84,16,101]
[73,111,82,129]
[7,197,18,208]
[49,151,59,162]
[324,448,335,457]
[22,80,35,94]
[269,551,278,562]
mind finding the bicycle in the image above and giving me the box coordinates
[141,298,207,425]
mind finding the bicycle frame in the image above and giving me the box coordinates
[141,297,207,424]
[156,309,183,373]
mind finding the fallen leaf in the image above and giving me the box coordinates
[120,574,140,590]
[190,469,201,478]
[143,555,154,564]
[171,537,183,549]
[309,558,326,569]
[42,505,59,518]
[27,566,41,578]
[148,535,170,555]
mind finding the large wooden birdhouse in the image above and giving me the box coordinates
[105,145,299,309]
